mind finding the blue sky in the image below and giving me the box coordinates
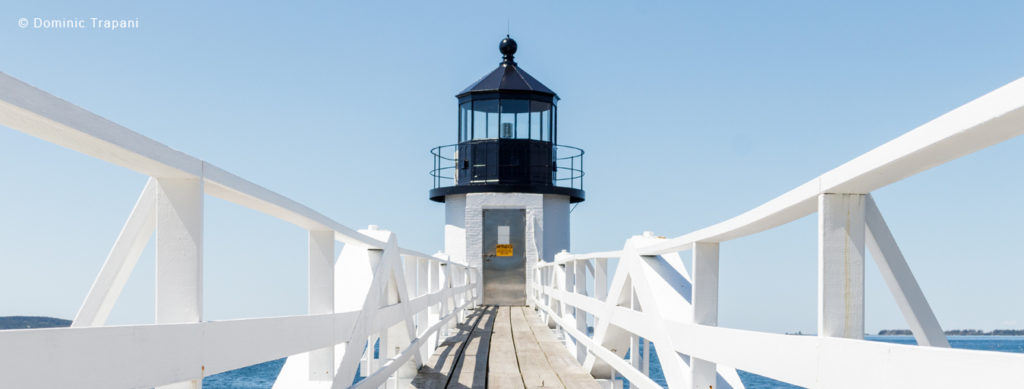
[2,1,1023,334]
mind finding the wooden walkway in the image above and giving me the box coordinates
[411,306,603,389]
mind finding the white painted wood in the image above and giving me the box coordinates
[155,177,204,389]
[629,243,693,387]
[544,242,746,389]
[73,179,156,327]
[595,258,608,301]
[155,177,204,325]
[308,230,335,381]
[630,286,641,372]
[691,242,719,389]
[415,258,431,361]
[575,259,589,363]
[353,296,474,389]
[865,195,949,348]
[0,312,357,389]
[553,250,623,266]
[818,194,866,339]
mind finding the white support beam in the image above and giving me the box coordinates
[308,229,335,381]
[155,177,204,389]
[73,179,156,327]
[865,195,949,347]
[630,286,641,372]
[155,177,204,324]
[818,193,866,339]
[575,259,589,363]
[416,258,431,361]
[595,258,608,301]
[691,242,719,389]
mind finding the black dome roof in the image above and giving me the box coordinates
[456,36,557,99]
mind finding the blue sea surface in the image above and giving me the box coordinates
[202,336,1024,388]
[204,358,284,389]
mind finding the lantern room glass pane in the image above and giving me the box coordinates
[529,101,553,142]
[551,105,557,144]
[499,99,529,139]
[459,103,471,142]
[462,98,555,142]
[540,109,550,142]
[471,99,499,140]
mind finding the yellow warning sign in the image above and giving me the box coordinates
[496,244,513,257]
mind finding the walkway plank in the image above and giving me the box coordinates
[449,306,497,388]
[525,309,603,389]
[488,306,525,389]
[510,307,564,388]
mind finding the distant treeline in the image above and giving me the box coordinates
[878,329,1024,336]
[0,316,71,330]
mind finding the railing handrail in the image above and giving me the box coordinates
[571,76,1024,257]
[0,72,403,251]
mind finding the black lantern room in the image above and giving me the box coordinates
[429,36,585,203]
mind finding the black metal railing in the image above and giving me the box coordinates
[430,143,584,191]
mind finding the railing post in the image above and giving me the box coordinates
[563,260,576,351]
[630,284,640,372]
[692,241,719,389]
[595,258,608,301]
[416,258,429,346]
[307,229,334,381]
[574,259,588,363]
[154,176,203,389]
[557,263,568,341]
[429,258,440,327]
[442,263,456,335]
[818,193,866,339]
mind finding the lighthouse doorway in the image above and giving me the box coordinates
[482,209,527,305]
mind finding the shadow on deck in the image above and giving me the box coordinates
[412,306,602,389]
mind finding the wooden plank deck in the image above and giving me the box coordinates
[411,306,602,389]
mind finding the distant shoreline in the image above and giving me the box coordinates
[873,334,1024,336]
[877,329,1024,336]
[0,316,71,330]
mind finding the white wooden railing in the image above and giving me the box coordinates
[533,75,1024,389]
[0,72,480,389]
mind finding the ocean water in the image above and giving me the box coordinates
[203,336,1024,388]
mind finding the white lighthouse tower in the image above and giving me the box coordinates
[429,36,585,305]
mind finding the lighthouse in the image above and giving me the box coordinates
[430,36,585,306]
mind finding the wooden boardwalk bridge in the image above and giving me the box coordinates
[4,66,1024,388]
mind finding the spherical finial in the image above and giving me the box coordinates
[499,35,517,64]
